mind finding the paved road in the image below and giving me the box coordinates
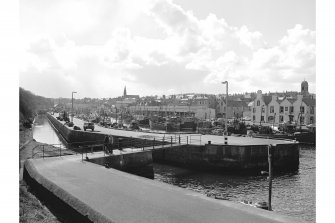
[54,114,295,146]
[26,155,303,223]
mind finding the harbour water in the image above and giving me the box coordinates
[33,115,315,222]
[154,147,315,223]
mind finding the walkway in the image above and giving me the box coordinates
[24,155,304,223]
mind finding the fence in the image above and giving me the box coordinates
[31,143,66,159]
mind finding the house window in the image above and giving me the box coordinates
[279,115,283,122]
[310,106,314,114]
[285,107,288,111]
[261,107,265,113]
[253,108,256,113]
[257,100,260,106]
[290,106,294,113]
[270,106,274,113]
[280,106,284,113]
[261,116,264,121]
[268,116,274,122]
[310,116,314,123]
[300,116,305,124]
[253,115,255,121]
[300,106,305,113]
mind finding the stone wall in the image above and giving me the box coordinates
[153,143,299,173]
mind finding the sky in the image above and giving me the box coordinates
[19,0,315,99]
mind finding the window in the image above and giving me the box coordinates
[310,116,314,123]
[300,116,305,124]
[270,106,274,113]
[300,106,305,113]
[268,116,274,122]
[290,106,294,113]
[261,116,264,121]
[261,107,265,113]
[253,115,255,121]
[257,100,260,106]
[279,115,283,122]
[280,106,284,113]
[285,107,288,111]
[310,106,314,114]
[253,108,256,113]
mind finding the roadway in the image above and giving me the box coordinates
[54,114,295,146]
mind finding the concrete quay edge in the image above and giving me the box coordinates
[23,158,116,223]
[23,156,306,223]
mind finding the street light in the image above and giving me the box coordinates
[72,91,77,122]
[222,81,228,135]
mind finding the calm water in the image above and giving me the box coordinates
[154,148,315,222]
[34,115,315,222]
[32,115,66,148]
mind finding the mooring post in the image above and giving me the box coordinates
[268,144,274,211]
[171,136,173,147]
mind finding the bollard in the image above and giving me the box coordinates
[208,141,211,145]
[153,138,155,149]
[224,135,228,145]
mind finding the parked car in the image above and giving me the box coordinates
[83,122,95,131]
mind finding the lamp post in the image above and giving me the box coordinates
[222,81,228,135]
[71,91,77,122]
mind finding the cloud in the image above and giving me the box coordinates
[20,0,315,98]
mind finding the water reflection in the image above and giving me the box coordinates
[154,148,315,223]
[32,115,66,148]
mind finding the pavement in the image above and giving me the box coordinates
[55,114,296,146]
[24,155,304,223]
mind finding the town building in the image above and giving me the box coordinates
[250,81,315,126]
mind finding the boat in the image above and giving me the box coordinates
[149,116,181,132]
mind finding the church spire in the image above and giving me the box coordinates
[123,86,127,97]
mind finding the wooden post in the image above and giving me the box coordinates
[268,144,274,211]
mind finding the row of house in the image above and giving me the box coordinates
[250,90,315,125]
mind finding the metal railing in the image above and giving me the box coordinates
[31,143,66,159]
[31,134,203,160]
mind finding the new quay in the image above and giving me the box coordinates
[22,113,304,222]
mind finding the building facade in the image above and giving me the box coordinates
[251,81,315,126]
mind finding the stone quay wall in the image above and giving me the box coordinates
[153,143,299,173]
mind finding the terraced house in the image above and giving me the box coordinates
[251,81,315,125]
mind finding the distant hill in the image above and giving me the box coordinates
[19,87,54,123]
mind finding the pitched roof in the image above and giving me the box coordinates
[262,96,272,105]
[227,100,247,107]
[302,97,316,106]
